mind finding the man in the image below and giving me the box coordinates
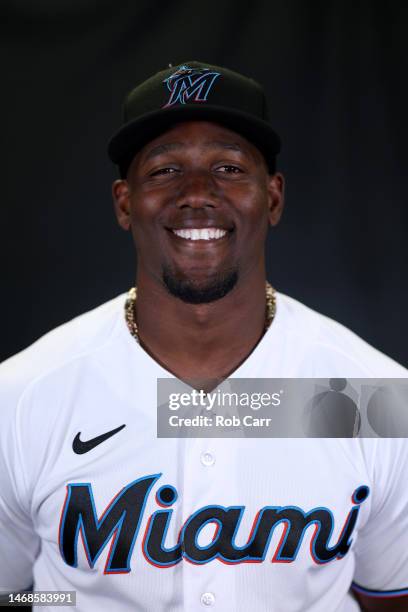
[0,62,407,611]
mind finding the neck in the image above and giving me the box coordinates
[133,267,269,385]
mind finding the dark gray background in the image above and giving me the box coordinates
[1,0,407,366]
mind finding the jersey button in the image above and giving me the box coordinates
[200,592,215,607]
[200,451,215,466]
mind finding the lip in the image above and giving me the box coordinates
[166,221,234,231]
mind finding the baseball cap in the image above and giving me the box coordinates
[108,61,282,177]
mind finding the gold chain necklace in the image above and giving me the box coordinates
[125,283,276,344]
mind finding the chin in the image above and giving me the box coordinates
[162,267,238,304]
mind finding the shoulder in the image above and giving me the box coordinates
[275,292,407,377]
[0,293,127,409]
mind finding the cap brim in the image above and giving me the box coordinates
[107,105,281,175]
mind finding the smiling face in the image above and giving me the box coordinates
[113,121,284,303]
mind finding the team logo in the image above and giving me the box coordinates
[162,64,221,108]
[59,474,370,574]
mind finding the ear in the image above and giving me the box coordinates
[267,172,285,227]
[112,180,131,231]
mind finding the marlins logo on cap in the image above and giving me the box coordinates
[162,64,221,108]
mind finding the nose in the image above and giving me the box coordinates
[176,170,219,209]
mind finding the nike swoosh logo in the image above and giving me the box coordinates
[73,424,126,454]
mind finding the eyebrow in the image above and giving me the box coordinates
[143,143,182,161]
[143,140,245,162]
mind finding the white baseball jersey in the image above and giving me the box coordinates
[0,291,407,611]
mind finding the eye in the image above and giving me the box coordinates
[149,167,179,177]
[215,165,243,174]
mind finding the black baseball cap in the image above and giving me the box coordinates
[108,61,281,177]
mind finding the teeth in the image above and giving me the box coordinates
[172,228,227,241]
